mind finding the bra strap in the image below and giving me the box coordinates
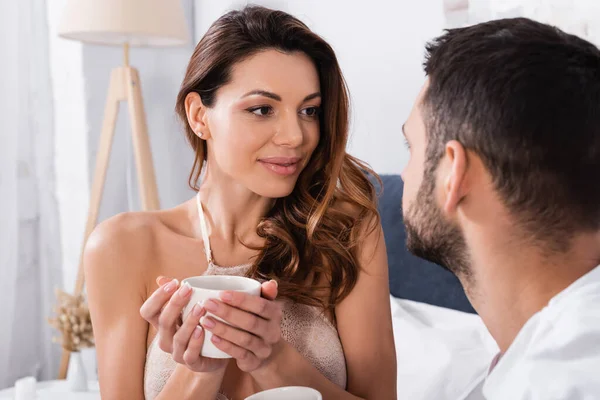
[196,192,213,264]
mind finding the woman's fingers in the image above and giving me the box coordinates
[209,333,261,372]
[139,278,180,328]
[159,282,193,330]
[202,316,271,360]
[156,282,193,353]
[260,280,278,301]
[156,276,172,287]
[203,299,275,342]
[218,290,282,321]
[183,323,206,366]
[172,302,206,363]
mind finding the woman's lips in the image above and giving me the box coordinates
[258,157,302,176]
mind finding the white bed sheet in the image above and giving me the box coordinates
[391,296,498,400]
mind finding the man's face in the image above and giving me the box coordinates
[401,82,471,279]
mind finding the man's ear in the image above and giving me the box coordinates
[442,140,469,214]
[185,92,211,140]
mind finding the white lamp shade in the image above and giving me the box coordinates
[58,0,189,47]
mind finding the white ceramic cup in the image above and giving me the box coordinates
[244,387,323,400]
[181,275,261,359]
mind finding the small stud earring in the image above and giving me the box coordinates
[197,131,203,138]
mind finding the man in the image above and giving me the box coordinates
[402,18,600,399]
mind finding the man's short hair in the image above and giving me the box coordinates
[423,18,600,250]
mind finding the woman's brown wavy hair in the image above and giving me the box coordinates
[175,6,381,312]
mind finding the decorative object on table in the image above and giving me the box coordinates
[55,0,190,379]
[65,352,88,392]
[48,290,94,391]
[14,376,36,400]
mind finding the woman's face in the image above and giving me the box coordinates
[189,49,322,198]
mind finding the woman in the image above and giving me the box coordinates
[85,6,396,400]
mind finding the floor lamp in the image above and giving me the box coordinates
[56,0,189,379]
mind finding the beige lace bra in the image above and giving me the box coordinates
[143,194,347,399]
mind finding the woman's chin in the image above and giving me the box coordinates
[251,180,298,199]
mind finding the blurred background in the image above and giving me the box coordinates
[1,0,599,393]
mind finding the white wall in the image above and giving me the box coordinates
[194,0,445,174]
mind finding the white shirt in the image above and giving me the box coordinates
[482,265,600,400]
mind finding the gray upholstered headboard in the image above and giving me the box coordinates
[376,174,475,313]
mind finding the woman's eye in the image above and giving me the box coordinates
[249,106,273,116]
[301,106,320,117]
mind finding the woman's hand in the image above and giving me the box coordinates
[139,277,229,373]
[199,280,283,373]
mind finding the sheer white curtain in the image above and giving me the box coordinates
[0,0,63,390]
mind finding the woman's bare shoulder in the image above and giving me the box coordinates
[83,206,189,283]
[86,212,160,255]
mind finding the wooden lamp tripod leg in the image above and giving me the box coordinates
[125,67,160,211]
[57,67,126,380]
[57,57,160,381]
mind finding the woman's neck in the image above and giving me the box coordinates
[197,168,274,245]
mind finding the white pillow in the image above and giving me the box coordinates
[391,296,498,400]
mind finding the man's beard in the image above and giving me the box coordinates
[403,166,471,281]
